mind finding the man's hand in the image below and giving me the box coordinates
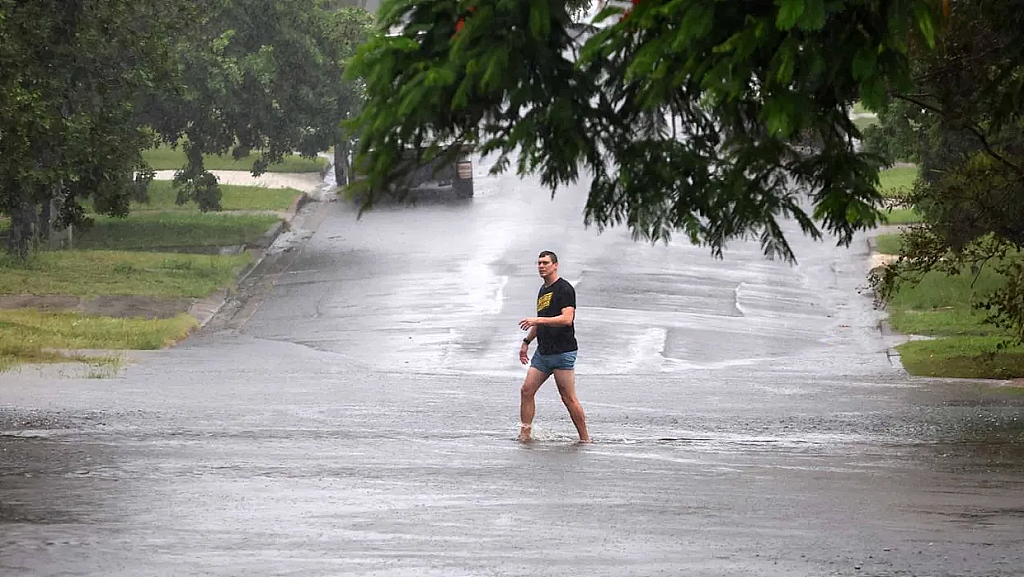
[519,341,529,365]
[519,317,540,330]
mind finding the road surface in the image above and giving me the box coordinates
[2,158,1023,576]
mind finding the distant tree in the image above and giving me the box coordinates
[862,100,923,165]
[308,6,376,188]
[1,0,375,258]
[142,0,352,210]
[0,0,179,258]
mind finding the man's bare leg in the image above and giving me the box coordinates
[553,369,590,442]
[519,368,549,442]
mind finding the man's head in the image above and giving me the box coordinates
[537,251,558,281]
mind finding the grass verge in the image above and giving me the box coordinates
[878,166,918,198]
[0,310,196,372]
[74,213,279,251]
[887,265,1010,335]
[131,181,302,213]
[0,250,251,298]
[884,261,1024,378]
[143,146,327,173]
[874,233,903,255]
[897,337,1024,379]
[883,207,922,225]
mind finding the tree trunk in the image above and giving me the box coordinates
[41,194,69,249]
[5,195,38,260]
[40,197,52,244]
[334,139,352,187]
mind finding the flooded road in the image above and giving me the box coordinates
[2,159,1023,576]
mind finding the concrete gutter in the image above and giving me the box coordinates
[186,187,320,328]
[863,227,920,370]
[187,155,338,328]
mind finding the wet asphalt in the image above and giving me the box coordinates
[2,159,1023,576]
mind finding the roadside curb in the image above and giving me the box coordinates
[186,190,313,328]
[878,318,905,369]
[864,234,906,370]
[186,156,334,328]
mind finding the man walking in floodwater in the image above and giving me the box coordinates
[518,251,590,443]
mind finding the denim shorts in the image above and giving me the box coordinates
[530,350,577,374]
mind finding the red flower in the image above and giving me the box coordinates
[454,5,476,34]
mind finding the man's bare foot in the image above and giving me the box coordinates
[518,424,532,442]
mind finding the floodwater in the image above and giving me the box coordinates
[2,157,1023,576]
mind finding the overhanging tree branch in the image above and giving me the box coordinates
[895,93,1024,179]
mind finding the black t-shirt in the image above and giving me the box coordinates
[536,278,577,355]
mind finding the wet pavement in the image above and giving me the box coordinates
[2,158,1023,576]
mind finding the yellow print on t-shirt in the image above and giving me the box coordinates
[537,292,553,312]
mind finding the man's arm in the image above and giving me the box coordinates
[540,306,575,326]
[520,306,575,329]
[519,326,536,364]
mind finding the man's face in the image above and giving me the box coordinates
[537,256,556,277]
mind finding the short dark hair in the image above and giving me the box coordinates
[538,250,558,263]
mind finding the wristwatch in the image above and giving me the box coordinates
[522,338,531,344]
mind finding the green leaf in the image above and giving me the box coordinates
[776,0,805,30]
[775,56,794,85]
[851,46,877,81]
[796,0,826,30]
[765,93,797,137]
[859,75,887,110]
[529,0,550,38]
[914,4,936,48]
[679,4,714,42]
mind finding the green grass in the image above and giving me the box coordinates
[897,337,1024,379]
[878,166,919,198]
[0,309,196,372]
[73,213,279,251]
[143,146,327,173]
[890,306,1004,337]
[887,265,1011,335]
[883,260,1024,377]
[131,181,302,213]
[852,101,870,114]
[0,250,251,298]
[874,233,904,255]
[883,207,922,224]
[889,265,1010,315]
